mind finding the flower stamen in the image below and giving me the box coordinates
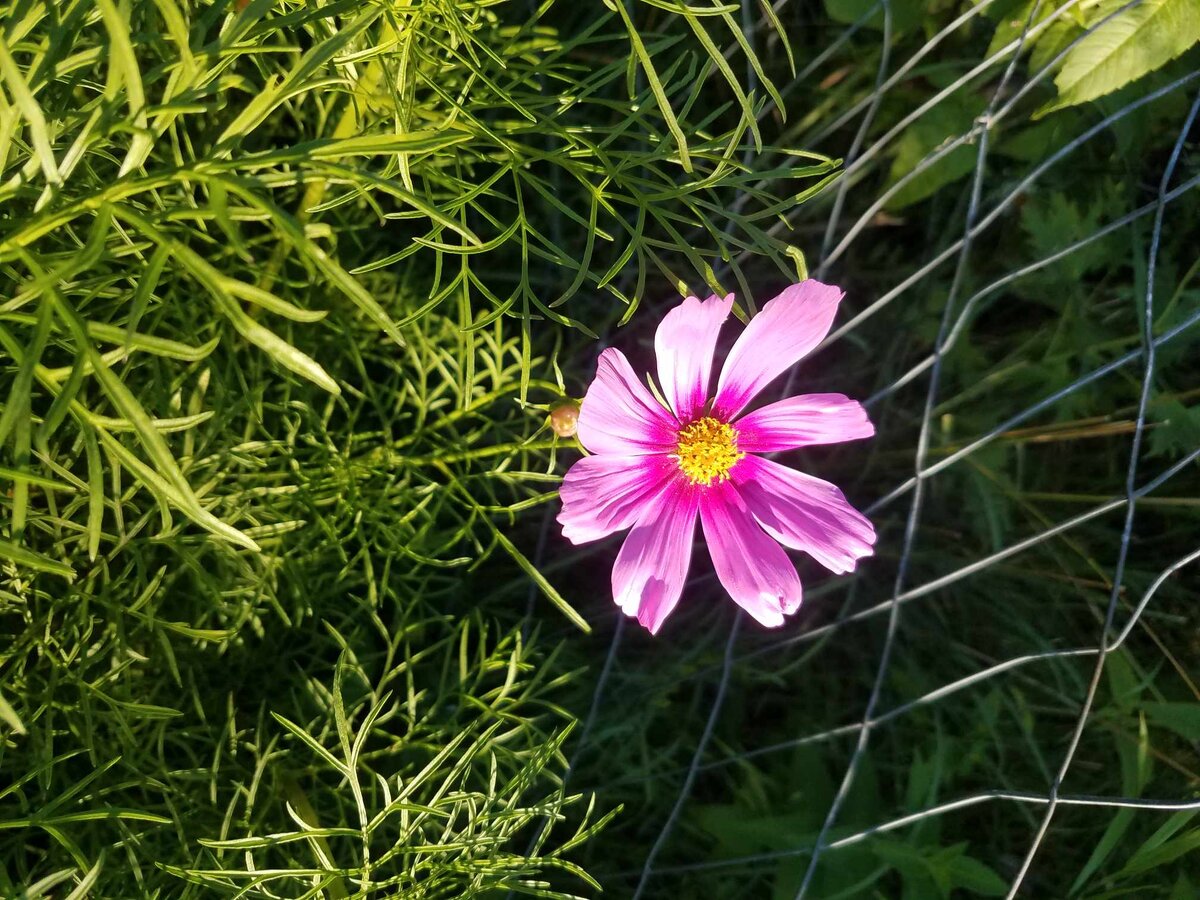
[674,416,743,486]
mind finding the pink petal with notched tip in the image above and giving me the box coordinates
[735,393,874,453]
[713,280,843,420]
[698,479,802,627]
[611,480,700,634]
[654,293,735,422]
[732,454,875,575]
[558,454,678,545]
[576,347,679,456]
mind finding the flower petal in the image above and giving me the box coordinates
[699,480,801,627]
[732,455,875,574]
[713,280,844,419]
[577,348,679,456]
[655,293,735,421]
[558,454,678,545]
[612,481,699,634]
[735,393,874,453]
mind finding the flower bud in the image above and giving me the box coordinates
[549,400,580,438]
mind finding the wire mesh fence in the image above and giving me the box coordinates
[562,1,1200,896]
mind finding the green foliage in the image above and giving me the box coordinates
[823,0,929,37]
[871,839,1009,898]
[163,626,618,897]
[985,0,1200,118]
[885,90,982,210]
[0,0,817,894]
[2,0,1199,898]
[0,0,829,572]
[1040,0,1200,115]
[885,0,1200,213]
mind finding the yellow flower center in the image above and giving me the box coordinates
[674,417,743,486]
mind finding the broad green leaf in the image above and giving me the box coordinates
[986,0,1061,61]
[885,92,983,210]
[944,852,1009,896]
[1170,874,1196,900]
[1040,0,1200,116]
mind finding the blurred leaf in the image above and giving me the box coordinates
[823,0,927,35]
[1071,809,1135,896]
[1104,650,1142,714]
[872,839,942,898]
[1019,190,1115,284]
[1070,700,1147,896]
[941,850,1009,896]
[1117,810,1198,879]
[1119,827,1200,877]
[694,805,812,857]
[996,112,1084,161]
[1142,701,1200,743]
[1169,874,1196,899]
[985,0,1063,61]
[905,747,937,810]
[884,92,982,210]
[1147,400,1200,458]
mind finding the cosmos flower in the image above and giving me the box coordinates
[557,281,875,633]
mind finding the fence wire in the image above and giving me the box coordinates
[565,0,1200,895]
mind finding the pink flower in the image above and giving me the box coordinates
[558,281,875,633]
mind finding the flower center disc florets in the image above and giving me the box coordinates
[675,416,743,486]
